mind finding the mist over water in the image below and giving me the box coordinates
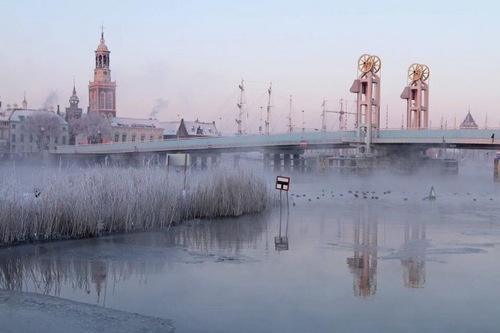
[1,161,500,332]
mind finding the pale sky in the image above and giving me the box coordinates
[0,0,498,135]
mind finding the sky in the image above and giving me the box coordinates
[0,0,499,135]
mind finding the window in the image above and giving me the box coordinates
[21,124,25,130]
[107,92,113,110]
[54,136,58,144]
[114,134,119,142]
[62,136,66,145]
[20,134,24,143]
[11,124,16,130]
[140,134,145,142]
[122,134,126,142]
[11,134,15,142]
[149,135,154,141]
[131,134,136,142]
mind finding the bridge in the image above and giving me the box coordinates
[50,54,500,174]
[51,128,500,173]
[53,129,500,156]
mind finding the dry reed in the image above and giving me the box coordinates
[0,166,270,246]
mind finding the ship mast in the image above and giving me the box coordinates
[265,82,272,135]
[287,95,293,133]
[236,79,246,135]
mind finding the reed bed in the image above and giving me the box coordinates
[0,166,270,246]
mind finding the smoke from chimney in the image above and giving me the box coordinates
[149,98,169,119]
[43,90,59,110]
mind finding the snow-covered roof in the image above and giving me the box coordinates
[460,111,478,129]
[9,109,67,124]
[183,120,219,137]
[159,121,180,135]
[0,108,13,121]
[109,117,162,129]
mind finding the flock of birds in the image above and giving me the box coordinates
[287,187,495,206]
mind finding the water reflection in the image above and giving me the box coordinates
[0,213,270,305]
[274,200,290,251]
[401,219,427,288]
[346,205,378,297]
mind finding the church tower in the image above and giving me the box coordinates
[66,82,83,121]
[88,28,117,117]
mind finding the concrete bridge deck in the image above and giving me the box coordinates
[52,129,500,156]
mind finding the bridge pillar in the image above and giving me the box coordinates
[400,63,430,129]
[350,54,382,155]
[201,156,208,170]
[274,153,281,172]
[292,154,300,172]
[283,154,291,172]
[494,155,500,181]
[233,154,240,168]
[263,153,271,171]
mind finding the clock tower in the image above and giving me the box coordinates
[88,28,117,117]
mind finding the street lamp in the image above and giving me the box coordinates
[98,130,102,143]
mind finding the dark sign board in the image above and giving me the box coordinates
[275,176,290,191]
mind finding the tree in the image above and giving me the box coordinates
[27,111,64,150]
[69,112,112,144]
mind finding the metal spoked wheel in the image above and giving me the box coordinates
[371,55,381,74]
[408,63,422,81]
[358,54,373,73]
[420,64,430,81]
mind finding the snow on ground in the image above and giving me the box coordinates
[0,289,175,333]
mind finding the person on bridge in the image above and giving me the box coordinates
[492,133,495,143]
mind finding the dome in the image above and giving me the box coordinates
[96,33,109,52]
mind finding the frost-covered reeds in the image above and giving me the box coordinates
[0,166,270,246]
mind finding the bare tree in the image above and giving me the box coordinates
[27,111,64,150]
[69,113,112,144]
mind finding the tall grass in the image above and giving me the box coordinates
[0,166,270,246]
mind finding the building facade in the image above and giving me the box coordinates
[108,117,163,143]
[8,109,69,155]
[88,30,117,118]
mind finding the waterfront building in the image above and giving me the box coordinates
[88,30,117,118]
[0,101,13,156]
[160,119,220,139]
[8,109,69,156]
[109,117,163,143]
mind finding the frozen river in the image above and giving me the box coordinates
[1,163,500,332]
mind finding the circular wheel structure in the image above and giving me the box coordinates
[371,55,381,73]
[358,54,373,73]
[420,64,430,81]
[408,63,422,81]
